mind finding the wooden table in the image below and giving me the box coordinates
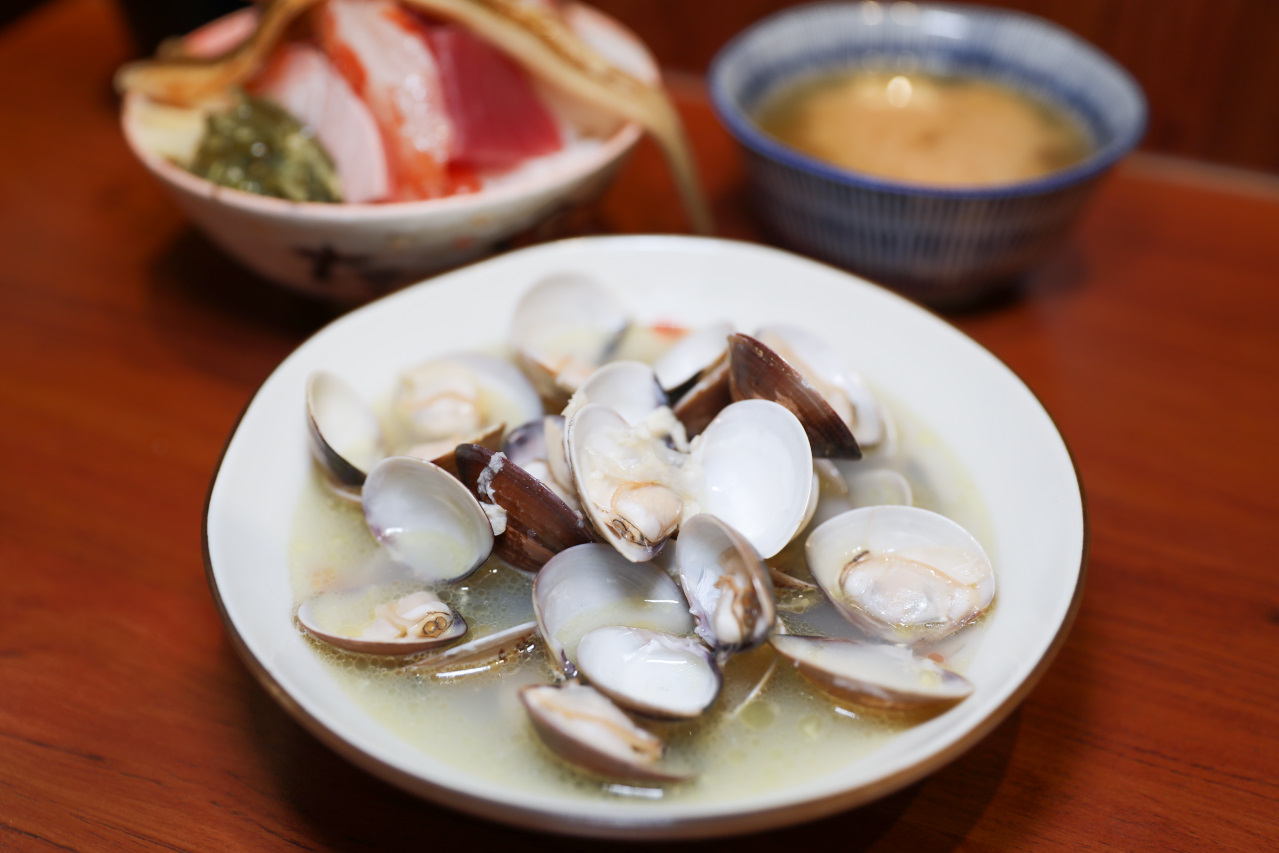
[3,1,1276,849]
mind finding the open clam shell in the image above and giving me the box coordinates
[306,370,385,500]
[757,325,885,450]
[532,543,693,676]
[520,682,689,782]
[453,444,594,573]
[389,352,542,452]
[687,400,814,559]
[770,635,973,709]
[652,322,732,398]
[806,506,995,645]
[402,620,540,677]
[502,415,579,509]
[563,360,668,427]
[509,272,630,405]
[297,589,466,656]
[565,403,686,561]
[576,626,721,719]
[808,463,914,529]
[671,357,730,438]
[675,514,776,657]
[728,333,861,459]
[362,456,495,584]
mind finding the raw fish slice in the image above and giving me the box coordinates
[251,43,390,203]
[427,25,562,171]
[317,0,456,200]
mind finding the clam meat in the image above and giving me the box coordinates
[298,588,466,655]
[565,398,814,563]
[388,352,542,463]
[807,505,995,645]
[675,513,776,657]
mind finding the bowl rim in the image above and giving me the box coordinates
[707,0,1148,200]
[120,3,649,221]
[200,234,1090,839]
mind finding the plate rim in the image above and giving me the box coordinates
[200,234,1088,839]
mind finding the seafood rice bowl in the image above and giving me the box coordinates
[119,0,682,302]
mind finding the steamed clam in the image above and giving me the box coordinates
[576,626,721,719]
[509,272,632,405]
[298,589,466,655]
[806,505,995,645]
[675,513,776,658]
[389,352,542,467]
[453,443,594,573]
[362,455,495,584]
[755,325,887,451]
[296,453,494,656]
[306,370,385,501]
[770,635,973,709]
[652,321,733,398]
[563,403,688,561]
[562,359,669,427]
[531,543,693,677]
[727,333,862,459]
[520,682,689,782]
[290,272,998,786]
[564,398,814,563]
[306,352,541,499]
[500,415,579,509]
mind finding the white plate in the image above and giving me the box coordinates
[203,235,1086,838]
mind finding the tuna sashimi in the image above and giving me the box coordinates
[250,43,390,203]
[427,25,563,171]
[316,0,456,201]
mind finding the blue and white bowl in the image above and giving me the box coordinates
[709,1,1146,306]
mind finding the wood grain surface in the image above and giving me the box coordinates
[1,1,1277,850]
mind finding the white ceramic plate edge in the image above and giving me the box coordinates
[202,235,1087,839]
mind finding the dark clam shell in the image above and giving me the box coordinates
[727,333,862,459]
[454,444,594,573]
[671,357,731,438]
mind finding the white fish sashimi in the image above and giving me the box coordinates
[252,43,390,203]
[318,0,456,200]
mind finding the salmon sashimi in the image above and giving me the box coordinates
[250,42,390,203]
[316,0,455,200]
[427,25,562,171]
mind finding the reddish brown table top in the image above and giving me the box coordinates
[2,1,1277,850]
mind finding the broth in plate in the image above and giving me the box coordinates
[288,384,995,804]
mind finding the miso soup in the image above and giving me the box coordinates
[754,70,1093,186]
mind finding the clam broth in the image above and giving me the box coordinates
[287,330,995,805]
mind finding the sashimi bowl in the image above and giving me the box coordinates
[120,1,659,303]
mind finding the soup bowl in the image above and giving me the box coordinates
[708,1,1146,306]
[120,4,656,304]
